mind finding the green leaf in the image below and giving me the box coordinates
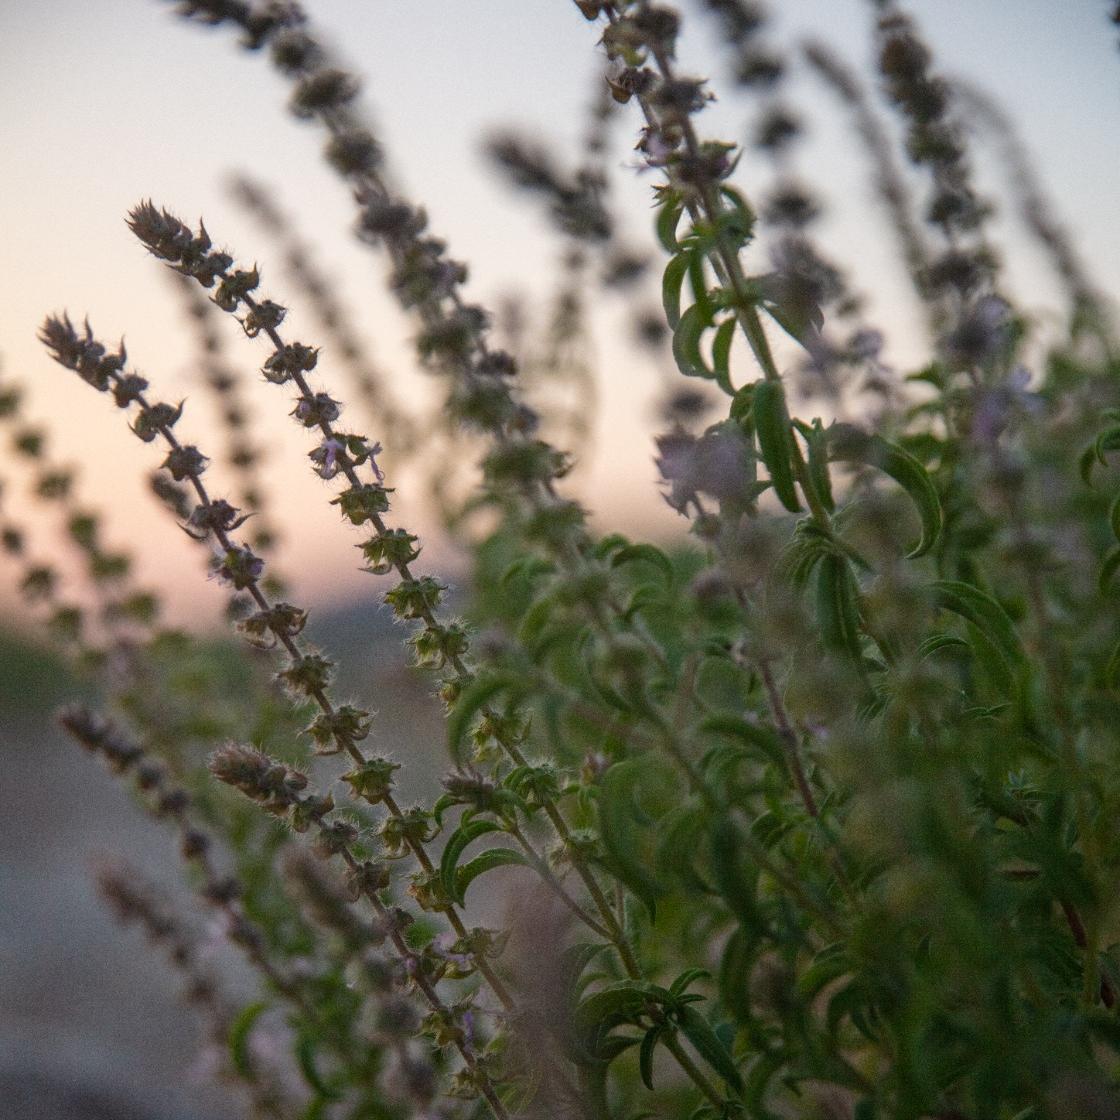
[575,981,666,1057]
[599,760,666,919]
[800,418,835,512]
[455,847,529,904]
[751,380,802,512]
[1107,640,1120,692]
[1110,493,1120,543]
[917,632,970,661]
[1081,425,1120,484]
[295,1034,341,1099]
[718,185,756,244]
[730,382,755,426]
[662,253,691,330]
[1100,548,1120,595]
[699,714,785,768]
[501,554,554,588]
[709,818,764,935]
[611,542,674,585]
[688,252,715,322]
[228,1000,268,1077]
[670,968,712,997]
[639,1025,665,1090]
[751,809,794,850]
[827,422,942,557]
[797,943,851,999]
[677,1003,743,1091]
[710,317,737,395]
[928,580,1024,668]
[654,803,711,892]
[717,928,754,1025]
[441,818,504,902]
[816,553,863,662]
[672,303,714,380]
[656,192,687,252]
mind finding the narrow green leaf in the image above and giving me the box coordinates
[717,928,754,1025]
[917,632,970,661]
[816,554,862,661]
[1080,425,1120,483]
[1080,445,1100,486]
[455,847,529,904]
[1111,494,1120,544]
[653,804,710,892]
[730,382,754,426]
[718,185,756,243]
[751,809,794,850]
[710,317,737,395]
[656,192,687,252]
[662,253,691,330]
[688,252,714,322]
[677,1004,743,1091]
[1100,547,1120,595]
[599,760,664,919]
[611,542,674,585]
[500,555,554,588]
[575,981,661,1038]
[672,303,713,380]
[709,818,764,935]
[751,380,802,512]
[827,422,942,557]
[928,580,1024,667]
[699,714,785,768]
[1102,640,1120,694]
[295,1035,340,1100]
[639,1025,664,1090]
[744,1051,783,1112]
[441,818,503,901]
[797,943,851,999]
[228,1000,268,1078]
[803,418,835,512]
[670,968,712,997]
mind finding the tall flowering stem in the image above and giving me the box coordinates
[37,306,517,1023]
[120,203,651,972]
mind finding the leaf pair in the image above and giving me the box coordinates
[439,816,528,906]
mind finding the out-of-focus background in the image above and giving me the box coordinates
[1,1,1118,1115]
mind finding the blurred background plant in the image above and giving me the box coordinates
[2,2,1120,1119]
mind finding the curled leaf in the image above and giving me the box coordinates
[228,1000,268,1078]
[441,818,503,902]
[827,423,942,557]
[455,847,529,904]
[928,580,1024,668]
[672,303,713,380]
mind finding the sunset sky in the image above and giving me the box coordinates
[1,0,1117,629]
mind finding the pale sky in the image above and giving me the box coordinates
[0,0,1117,628]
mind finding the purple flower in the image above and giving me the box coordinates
[310,436,346,479]
[971,365,1042,445]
